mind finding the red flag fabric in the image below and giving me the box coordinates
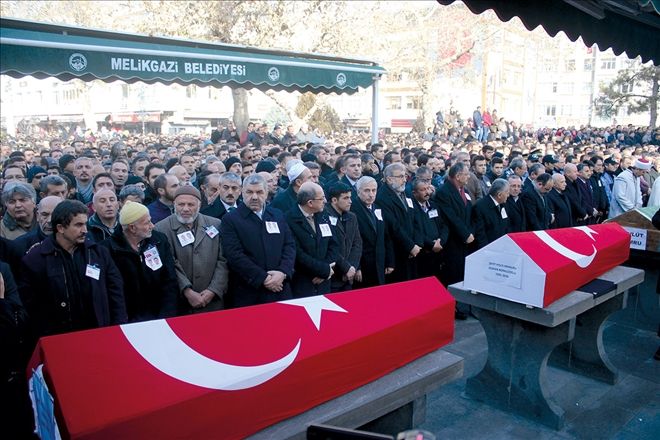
[464,224,630,307]
[509,223,629,305]
[28,277,455,440]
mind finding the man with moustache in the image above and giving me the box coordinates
[350,176,394,288]
[411,178,448,279]
[8,196,63,271]
[155,185,228,314]
[376,163,420,283]
[19,200,127,338]
[101,201,178,322]
[200,172,241,220]
[433,162,474,287]
[221,174,296,307]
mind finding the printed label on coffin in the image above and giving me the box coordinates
[464,224,630,307]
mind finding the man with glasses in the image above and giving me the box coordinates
[433,162,474,319]
[286,182,338,298]
[376,163,421,283]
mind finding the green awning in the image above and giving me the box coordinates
[0,18,385,94]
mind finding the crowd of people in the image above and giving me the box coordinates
[1,113,660,437]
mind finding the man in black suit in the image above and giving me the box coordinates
[472,178,510,249]
[564,163,589,225]
[576,162,599,224]
[286,182,339,298]
[271,161,312,214]
[505,175,526,232]
[221,174,296,307]
[376,163,421,283]
[200,172,241,220]
[338,154,362,199]
[351,176,394,288]
[412,179,448,279]
[547,173,573,229]
[433,162,474,286]
[523,163,544,194]
[522,172,553,231]
[324,182,362,292]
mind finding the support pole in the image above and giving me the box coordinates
[371,75,381,145]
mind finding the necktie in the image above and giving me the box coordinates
[228,206,236,212]
[459,187,468,205]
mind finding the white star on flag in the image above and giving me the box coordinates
[281,296,348,330]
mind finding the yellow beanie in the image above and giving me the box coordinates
[119,201,149,225]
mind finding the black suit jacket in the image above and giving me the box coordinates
[200,198,231,220]
[270,186,298,214]
[547,189,573,229]
[432,180,472,285]
[564,179,587,220]
[324,206,362,291]
[505,196,526,233]
[522,187,551,231]
[471,196,508,249]
[375,183,417,282]
[286,207,339,297]
[351,200,393,287]
[221,204,296,307]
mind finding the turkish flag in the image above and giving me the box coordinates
[464,224,630,307]
[28,277,454,440]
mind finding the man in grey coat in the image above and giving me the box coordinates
[155,185,228,314]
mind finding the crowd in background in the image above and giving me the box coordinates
[1,109,660,437]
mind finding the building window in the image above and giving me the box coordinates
[121,84,129,99]
[552,83,558,93]
[546,105,556,116]
[385,96,402,110]
[621,83,633,93]
[582,82,592,93]
[186,85,197,99]
[601,58,616,69]
[565,59,575,72]
[584,59,593,71]
[406,96,422,110]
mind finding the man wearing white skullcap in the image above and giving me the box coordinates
[609,158,651,219]
[270,160,312,214]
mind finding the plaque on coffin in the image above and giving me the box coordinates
[605,207,660,253]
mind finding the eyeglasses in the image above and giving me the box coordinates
[389,174,406,179]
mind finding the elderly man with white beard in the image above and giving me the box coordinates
[155,185,228,314]
[375,163,420,283]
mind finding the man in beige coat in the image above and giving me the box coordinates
[155,185,228,314]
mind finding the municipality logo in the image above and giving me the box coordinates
[69,53,87,72]
[268,67,280,82]
[336,73,347,86]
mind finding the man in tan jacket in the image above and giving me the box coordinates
[155,185,228,314]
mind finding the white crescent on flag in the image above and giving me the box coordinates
[533,226,598,268]
[121,320,301,390]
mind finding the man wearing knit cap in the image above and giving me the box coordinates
[271,160,312,214]
[101,201,178,322]
[154,185,228,313]
[609,158,651,219]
